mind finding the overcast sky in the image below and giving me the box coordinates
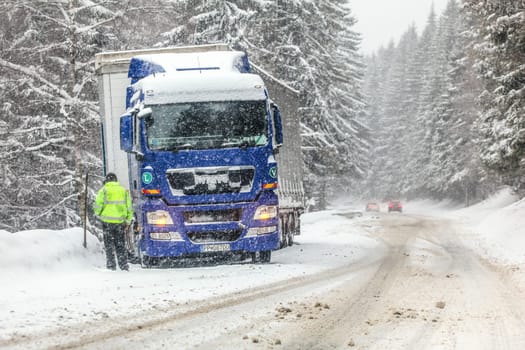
[350,0,450,54]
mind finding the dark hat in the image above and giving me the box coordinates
[105,172,117,183]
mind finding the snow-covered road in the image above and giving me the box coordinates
[72,215,525,350]
[1,192,524,349]
[194,213,525,350]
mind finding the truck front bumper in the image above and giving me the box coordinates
[140,231,279,258]
[138,191,280,258]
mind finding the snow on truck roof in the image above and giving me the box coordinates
[129,51,267,104]
[137,73,267,104]
[128,51,251,80]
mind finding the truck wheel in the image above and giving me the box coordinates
[260,250,271,263]
[251,251,271,263]
[279,217,287,248]
[141,256,151,268]
[140,251,154,268]
[294,215,301,236]
[287,216,294,247]
[124,224,138,263]
[287,230,294,247]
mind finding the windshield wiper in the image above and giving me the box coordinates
[220,140,251,149]
[155,143,194,152]
[175,143,194,150]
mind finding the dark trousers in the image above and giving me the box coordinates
[102,222,129,270]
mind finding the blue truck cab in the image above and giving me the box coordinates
[112,49,284,265]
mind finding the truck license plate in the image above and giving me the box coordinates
[201,244,231,253]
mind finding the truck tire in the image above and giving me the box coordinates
[251,251,272,263]
[287,230,294,247]
[140,256,151,268]
[287,215,294,247]
[125,220,140,263]
[279,217,287,248]
[140,251,155,268]
[260,250,271,263]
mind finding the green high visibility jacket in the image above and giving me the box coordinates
[94,181,133,224]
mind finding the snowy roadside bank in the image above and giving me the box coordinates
[0,210,381,342]
[406,188,525,265]
[455,190,524,267]
[406,188,525,286]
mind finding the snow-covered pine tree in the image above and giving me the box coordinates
[362,1,509,203]
[361,42,396,199]
[449,0,499,203]
[409,6,444,198]
[364,26,421,200]
[463,0,525,194]
[0,0,157,231]
[319,1,369,193]
[160,0,254,48]
[423,0,464,198]
[425,0,491,203]
[290,0,367,206]
[385,25,420,198]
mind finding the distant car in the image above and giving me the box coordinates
[388,200,403,213]
[365,202,380,212]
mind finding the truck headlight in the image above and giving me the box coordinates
[150,232,183,241]
[246,226,277,237]
[253,206,278,220]
[146,210,174,226]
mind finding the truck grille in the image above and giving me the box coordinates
[184,209,243,224]
[187,229,242,243]
[167,166,255,195]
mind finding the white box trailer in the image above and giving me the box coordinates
[259,70,306,244]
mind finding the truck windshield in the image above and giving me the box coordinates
[145,100,268,151]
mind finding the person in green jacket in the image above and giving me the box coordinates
[94,173,133,271]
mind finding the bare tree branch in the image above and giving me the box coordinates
[0,58,73,101]
[18,3,69,29]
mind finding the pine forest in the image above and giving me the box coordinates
[0,0,524,232]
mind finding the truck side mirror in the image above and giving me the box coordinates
[137,107,152,119]
[272,104,284,148]
[120,114,133,152]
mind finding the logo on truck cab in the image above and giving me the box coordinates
[142,172,153,184]
[269,166,277,179]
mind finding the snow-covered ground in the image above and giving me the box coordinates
[1,188,523,347]
[0,208,380,344]
[406,187,525,266]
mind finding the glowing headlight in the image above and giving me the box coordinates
[150,232,183,241]
[253,206,278,220]
[146,210,174,226]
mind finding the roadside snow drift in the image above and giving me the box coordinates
[0,228,104,275]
